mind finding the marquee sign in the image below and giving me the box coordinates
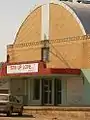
[7,63,38,74]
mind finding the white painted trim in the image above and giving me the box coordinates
[41,3,49,40]
[60,2,86,35]
[50,1,86,35]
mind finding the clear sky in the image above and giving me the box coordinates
[0,0,43,62]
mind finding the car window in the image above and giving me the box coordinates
[13,97,16,102]
[0,95,9,101]
[9,95,20,103]
[9,96,13,102]
[9,96,15,102]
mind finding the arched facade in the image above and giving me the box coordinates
[7,1,90,68]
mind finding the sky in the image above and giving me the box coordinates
[0,0,44,62]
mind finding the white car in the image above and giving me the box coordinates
[0,94,23,116]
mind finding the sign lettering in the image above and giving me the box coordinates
[7,63,38,74]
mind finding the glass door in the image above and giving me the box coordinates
[55,79,62,105]
[42,79,52,105]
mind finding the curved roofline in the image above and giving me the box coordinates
[14,1,86,44]
[14,6,42,44]
[14,1,50,44]
[51,1,86,35]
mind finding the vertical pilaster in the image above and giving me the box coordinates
[41,3,49,40]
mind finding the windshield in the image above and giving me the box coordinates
[0,95,9,101]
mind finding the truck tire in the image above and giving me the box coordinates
[7,107,13,117]
[18,107,23,116]
[7,110,12,117]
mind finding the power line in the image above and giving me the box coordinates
[49,43,71,67]
[8,34,90,48]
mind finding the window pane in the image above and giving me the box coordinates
[33,79,40,100]
[41,48,49,62]
[44,92,48,104]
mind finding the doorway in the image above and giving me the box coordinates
[42,78,62,105]
[42,79,53,105]
[55,79,62,105]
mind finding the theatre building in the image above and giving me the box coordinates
[0,61,83,106]
[1,1,90,106]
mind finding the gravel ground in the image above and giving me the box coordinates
[0,115,88,120]
[0,114,35,120]
[0,113,88,120]
[0,116,52,120]
[0,114,64,120]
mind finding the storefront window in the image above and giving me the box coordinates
[33,79,40,100]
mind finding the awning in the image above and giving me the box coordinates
[0,61,81,78]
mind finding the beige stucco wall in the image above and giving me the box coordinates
[14,6,41,44]
[10,78,25,103]
[47,39,84,68]
[67,77,83,105]
[7,37,90,68]
[10,78,25,95]
[7,43,42,62]
[7,46,41,62]
[83,41,90,68]
[49,4,83,40]
[7,3,90,68]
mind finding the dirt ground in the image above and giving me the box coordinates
[0,113,88,120]
[0,110,90,120]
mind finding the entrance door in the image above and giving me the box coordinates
[55,79,62,105]
[42,79,53,105]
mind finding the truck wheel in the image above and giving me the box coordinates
[7,110,12,117]
[18,107,23,116]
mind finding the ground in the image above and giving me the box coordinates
[0,108,90,120]
[0,114,89,120]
